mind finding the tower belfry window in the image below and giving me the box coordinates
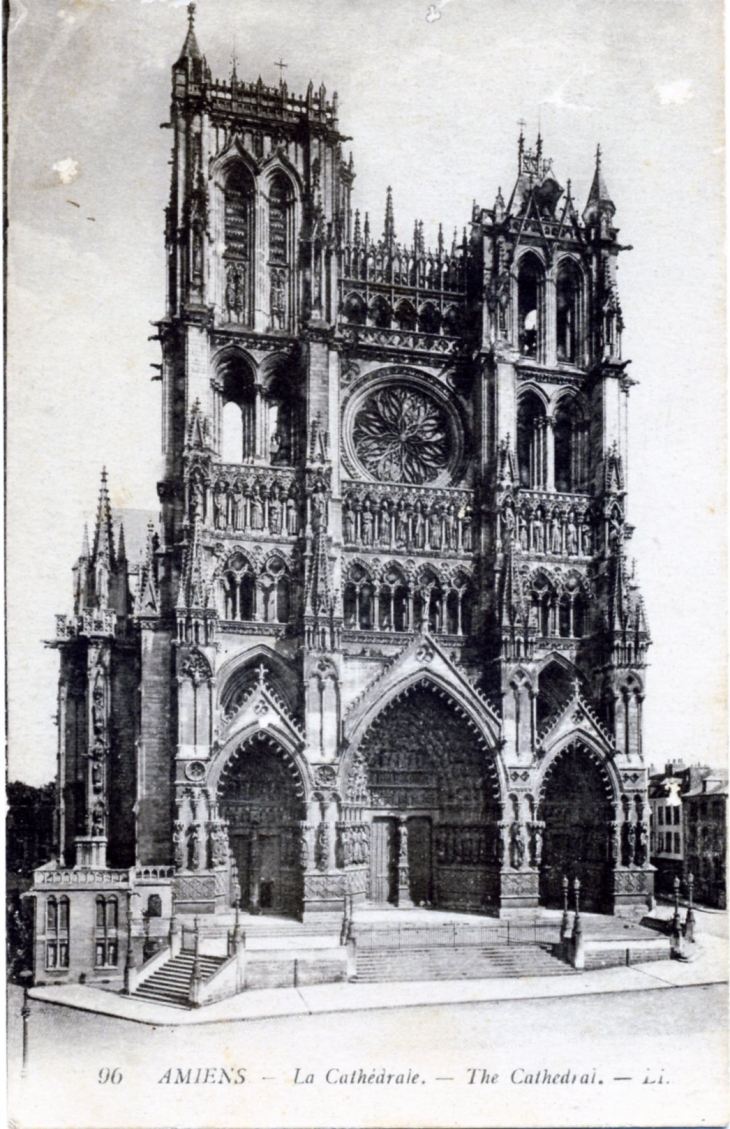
[518,256,543,358]
[556,260,582,364]
[554,397,587,493]
[268,174,293,330]
[517,393,547,489]
[224,165,254,326]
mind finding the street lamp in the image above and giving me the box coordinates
[685,873,696,943]
[561,875,570,938]
[671,874,682,935]
[19,969,33,1079]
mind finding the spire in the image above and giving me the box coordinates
[117,522,127,564]
[304,526,334,617]
[137,521,160,615]
[178,506,207,610]
[437,223,444,256]
[583,143,616,224]
[81,523,90,560]
[363,211,371,245]
[383,186,395,245]
[353,209,362,245]
[92,468,115,568]
[176,3,201,64]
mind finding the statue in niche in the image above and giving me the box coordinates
[398,821,409,864]
[378,503,390,545]
[518,515,528,551]
[462,511,473,551]
[269,431,281,463]
[344,503,356,544]
[636,822,649,867]
[250,494,264,530]
[566,516,578,555]
[92,684,105,737]
[214,484,228,530]
[582,519,592,556]
[316,823,330,872]
[225,264,246,321]
[396,501,409,547]
[190,477,205,523]
[361,502,373,546]
[286,497,299,535]
[413,504,425,549]
[231,484,245,531]
[269,496,281,534]
[551,514,562,554]
[429,508,442,549]
[173,821,186,870]
[270,269,286,330]
[444,504,456,549]
[624,821,636,866]
[90,802,105,837]
[533,514,544,552]
[311,489,327,533]
[510,821,526,869]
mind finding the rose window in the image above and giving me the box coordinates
[352,387,451,484]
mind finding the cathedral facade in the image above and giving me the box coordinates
[31,8,653,985]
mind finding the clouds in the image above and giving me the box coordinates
[655,78,694,106]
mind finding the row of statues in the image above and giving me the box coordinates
[343,497,473,552]
[500,507,592,557]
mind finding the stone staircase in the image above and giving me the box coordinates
[131,952,227,1009]
[354,944,574,983]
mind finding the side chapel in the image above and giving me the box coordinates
[31,7,653,984]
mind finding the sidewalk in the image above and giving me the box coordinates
[29,932,727,1028]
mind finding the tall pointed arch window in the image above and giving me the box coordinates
[268,174,293,331]
[554,397,588,493]
[556,259,583,364]
[517,393,547,489]
[224,164,255,326]
[219,353,256,463]
[517,254,544,358]
[265,362,302,466]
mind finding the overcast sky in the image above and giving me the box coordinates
[7,0,725,785]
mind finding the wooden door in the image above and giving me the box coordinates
[369,818,397,904]
[407,817,432,905]
[259,835,281,912]
[231,834,251,908]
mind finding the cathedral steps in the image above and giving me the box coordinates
[132,953,227,1008]
[353,944,574,983]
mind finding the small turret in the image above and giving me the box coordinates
[176,3,201,65]
[583,145,616,226]
[383,186,395,246]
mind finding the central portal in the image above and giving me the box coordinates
[358,683,500,911]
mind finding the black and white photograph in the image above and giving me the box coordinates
[6,0,727,1126]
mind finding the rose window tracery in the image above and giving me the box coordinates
[352,387,450,485]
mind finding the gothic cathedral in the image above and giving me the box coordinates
[31,8,653,984]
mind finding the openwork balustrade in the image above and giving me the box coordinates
[339,324,462,356]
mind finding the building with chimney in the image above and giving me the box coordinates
[29,6,654,988]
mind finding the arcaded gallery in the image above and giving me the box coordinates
[30,8,655,997]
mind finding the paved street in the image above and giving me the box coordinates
[8,977,728,1128]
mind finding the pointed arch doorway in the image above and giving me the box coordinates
[357,683,501,911]
[539,743,614,912]
[218,734,306,918]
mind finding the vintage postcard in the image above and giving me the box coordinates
[6,0,727,1127]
